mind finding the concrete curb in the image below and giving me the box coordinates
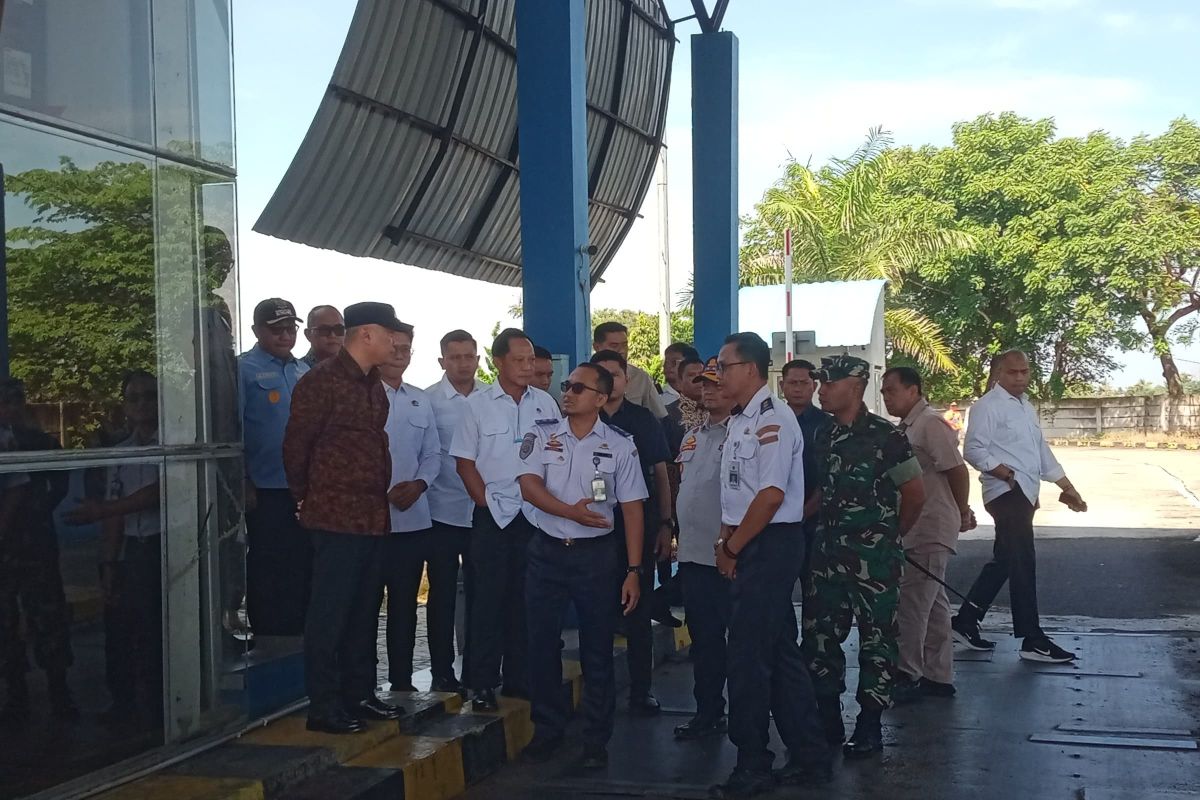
[1048,438,1200,450]
[97,625,689,800]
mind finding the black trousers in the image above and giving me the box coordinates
[679,561,730,720]
[727,523,828,773]
[304,530,383,717]
[526,532,619,748]
[961,489,1043,639]
[465,508,532,693]
[616,529,656,696]
[104,536,162,711]
[379,525,462,686]
[246,489,312,636]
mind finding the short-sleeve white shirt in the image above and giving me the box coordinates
[425,374,485,528]
[383,382,441,533]
[516,417,648,540]
[719,384,806,526]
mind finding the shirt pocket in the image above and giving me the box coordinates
[581,455,617,500]
[254,375,285,408]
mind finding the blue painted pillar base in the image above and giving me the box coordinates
[515,0,592,368]
[691,31,739,359]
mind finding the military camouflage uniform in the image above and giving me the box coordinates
[801,360,922,712]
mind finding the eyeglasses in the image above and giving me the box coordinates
[716,360,750,375]
[560,380,606,397]
[307,324,345,337]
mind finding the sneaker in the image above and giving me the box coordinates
[951,615,995,651]
[920,678,957,697]
[1019,636,1076,663]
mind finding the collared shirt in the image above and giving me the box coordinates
[675,417,726,566]
[450,382,561,528]
[964,384,1065,505]
[300,350,320,369]
[238,344,308,489]
[720,384,807,526]
[516,417,647,540]
[624,363,668,419]
[283,349,391,535]
[425,374,485,527]
[815,404,922,549]
[661,383,680,405]
[109,433,160,541]
[602,399,671,525]
[795,402,834,500]
[383,381,441,533]
[899,398,966,553]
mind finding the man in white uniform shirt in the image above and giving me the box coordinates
[711,333,830,799]
[450,328,560,712]
[952,350,1087,664]
[517,362,646,770]
[376,323,444,693]
[426,330,485,693]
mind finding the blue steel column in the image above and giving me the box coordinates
[691,31,739,358]
[515,0,591,367]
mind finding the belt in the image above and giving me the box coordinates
[539,530,612,548]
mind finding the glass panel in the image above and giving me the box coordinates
[0,453,164,797]
[0,0,154,145]
[1,119,158,450]
[152,0,236,169]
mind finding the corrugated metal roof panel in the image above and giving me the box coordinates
[738,280,888,348]
[254,0,674,288]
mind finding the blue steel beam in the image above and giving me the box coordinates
[515,0,592,367]
[691,30,739,358]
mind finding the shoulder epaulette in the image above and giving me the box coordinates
[608,423,633,438]
[760,396,774,414]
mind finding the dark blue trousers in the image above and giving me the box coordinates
[727,522,828,773]
[679,561,730,720]
[526,531,619,749]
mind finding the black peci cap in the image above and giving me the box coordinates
[344,302,413,334]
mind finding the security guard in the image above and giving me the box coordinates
[239,298,311,635]
[450,328,560,712]
[800,354,926,759]
[517,363,647,771]
[711,333,830,799]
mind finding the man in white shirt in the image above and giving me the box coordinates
[377,324,444,693]
[450,328,560,712]
[952,350,1087,664]
[426,330,486,693]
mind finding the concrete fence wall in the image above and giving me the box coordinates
[1033,395,1200,437]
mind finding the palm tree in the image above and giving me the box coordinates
[732,128,975,373]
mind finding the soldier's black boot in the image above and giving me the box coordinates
[1,671,31,725]
[47,669,80,721]
[843,708,883,759]
[816,694,845,746]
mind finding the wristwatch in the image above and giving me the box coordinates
[626,564,643,576]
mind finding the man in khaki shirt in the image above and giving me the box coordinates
[592,322,668,419]
[882,367,975,700]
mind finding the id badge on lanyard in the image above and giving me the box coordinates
[727,459,740,490]
[591,456,608,502]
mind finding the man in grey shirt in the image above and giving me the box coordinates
[672,358,733,740]
[592,322,668,419]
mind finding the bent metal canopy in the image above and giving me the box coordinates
[254,0,675,287]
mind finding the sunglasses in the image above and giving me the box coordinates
[307,325,345,337]
[560,380,606,397]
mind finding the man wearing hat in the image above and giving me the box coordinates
[800,354,926,759]
[239,298,311,636]
[672,356,734,741]
[284,301,407,734]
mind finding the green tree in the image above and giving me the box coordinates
[889,114,1146,400]
[6,158,156,444]
[737,128,974,373]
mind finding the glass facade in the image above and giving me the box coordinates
[0,2,246,796]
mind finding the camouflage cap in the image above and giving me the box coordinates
[812,354,870,382]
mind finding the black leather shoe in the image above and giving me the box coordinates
[891,675,924,705]
[522,735,563,762]
[674,714,728,740]
[650,605,684,628]
[628,692,661,715]
[920,678,957,697]
[816,695,845,746]
[579,745,608,770]
[348,697,404,720]
[843,708,883,759]
[306,712,366,734]
[430,676,465,695]
[472,688,499,711]
[709,768,775,799]
[774,757,833,786]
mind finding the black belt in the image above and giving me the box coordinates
[538,530,613,548]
